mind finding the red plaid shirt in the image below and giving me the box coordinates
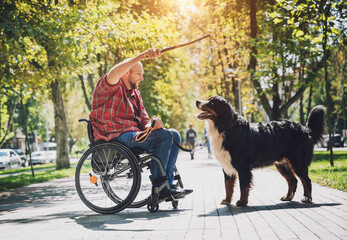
[89,74,150,141]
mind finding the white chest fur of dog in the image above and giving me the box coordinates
[206,121,238,177]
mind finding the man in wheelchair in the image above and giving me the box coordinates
[89,48,192,201]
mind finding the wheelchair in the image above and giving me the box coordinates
[75,119,185,214]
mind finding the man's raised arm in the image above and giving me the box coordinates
[107,48,161,85]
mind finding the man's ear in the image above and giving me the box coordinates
[121,71,129,80]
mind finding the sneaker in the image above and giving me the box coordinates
[171,185,193,197]
[184,189,193,195]
[158,187,185,201]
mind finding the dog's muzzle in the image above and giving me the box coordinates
[196,100,214,120]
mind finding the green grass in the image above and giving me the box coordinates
[0,165,76,191]
[0,163,56,175]
[309,151,346,192]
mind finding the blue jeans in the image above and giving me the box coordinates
[113,129,181,186]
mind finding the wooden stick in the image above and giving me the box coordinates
[161,34,211,53]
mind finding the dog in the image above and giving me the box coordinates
[196,96,326,206]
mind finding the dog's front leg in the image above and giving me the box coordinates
[236,170,252,207]
[221,171,237,205]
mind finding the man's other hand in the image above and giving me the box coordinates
[152,116,164,130]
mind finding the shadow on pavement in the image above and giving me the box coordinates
[72,208,190,231]
[199,201,342,217]
[0,184,76,212]
[0,211,83,224]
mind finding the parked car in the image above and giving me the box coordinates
[0,149,22,170]
[14,149,27,167]
[319,134,345,148]
[30,151,57,165]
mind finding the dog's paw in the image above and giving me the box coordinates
[236,200,247,207]
[301,196,312,203]
[280,196,293,201]
[221,199,231,205]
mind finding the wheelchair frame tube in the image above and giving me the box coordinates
[145,155,170,194]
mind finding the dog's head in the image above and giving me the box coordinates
[196,96,237,132]
[196,96,228,120]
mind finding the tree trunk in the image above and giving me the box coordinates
[307,84,313,120]
[248,0,273,118]
[271,107,282,121]
[20,89,34,177]
[68,134,77,154]
[322,2,334,166]
[272,83,282,120]
[233,77,242,114]
[79,75,92,111]
[87,74,95,95]
[300,95,304,125]
[51,79,70,169]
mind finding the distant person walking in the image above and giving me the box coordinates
[203,125,212,159]
[186,123,197,160]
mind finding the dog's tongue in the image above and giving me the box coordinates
[196,113,203,119]
[196,112,211,120]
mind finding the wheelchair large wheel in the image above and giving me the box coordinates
[75,142,141,214]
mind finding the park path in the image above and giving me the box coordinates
[0,148,346,239]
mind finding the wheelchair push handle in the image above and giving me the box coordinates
[79,118,91,123]
[79,118,94,145]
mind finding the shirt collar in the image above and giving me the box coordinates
[120,79,135,97]
[126,88,135,97]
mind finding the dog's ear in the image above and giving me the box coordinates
[219,109,240,133]
[228,113,239,128]
[231,112,238,122]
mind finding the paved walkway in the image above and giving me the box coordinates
[0,148,346,239]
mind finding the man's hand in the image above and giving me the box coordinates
[143,48,161,60]
[152,116,164,130]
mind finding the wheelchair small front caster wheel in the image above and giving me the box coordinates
[147,202,159,213]
[172,200,178,209]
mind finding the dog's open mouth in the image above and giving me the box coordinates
[197,111,214,120]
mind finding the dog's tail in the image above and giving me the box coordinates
[306,105,326,145]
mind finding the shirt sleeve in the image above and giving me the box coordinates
[92,74,121,110]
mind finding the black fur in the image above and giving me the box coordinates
[196,96,326,206]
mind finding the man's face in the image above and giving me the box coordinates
[128,63,144,90]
